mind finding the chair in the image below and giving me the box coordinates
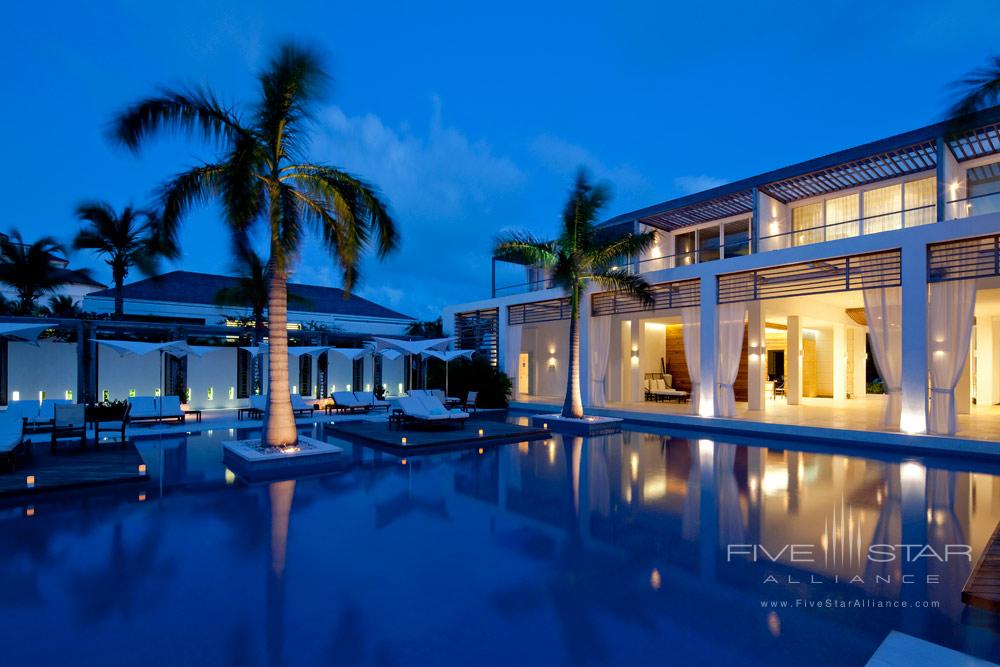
[157,395,187,423]
[415,395,469,428]
[0,427,25,471]
[239,395,266,420]
[128,396,160,424]
[33,399,71,430]
[397,396,467,429]
[51,403,86,449]
[463,390,479,414]
[330,391,368,414]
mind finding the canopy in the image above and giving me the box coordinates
[286,346,331,357]
[0,322,51,344]
[328,347,367,360]
[239,345,264,357]
[94,340,209,357]
[423,349,475,362]
[373,336,452,355]
[379,349,403,360]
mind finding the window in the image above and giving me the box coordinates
[723,219,750,257]
[675,231,696,266]
[903,177,936,227]
[825,194,859,240]
[298,354,312,396]
[317,352,329,398]
[698,226,720,262]
[352,357,365,392]
[863,184,902,234]
[373,354,383,393]
[237,349,251,398]
[792,203,823,246]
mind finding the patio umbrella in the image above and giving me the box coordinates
[0,322,52,345]
[373,337,453,391]
[94,340,209,417]
[422,349,474,397]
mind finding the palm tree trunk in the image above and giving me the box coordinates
[114,282,124,319]
[561,285,584,419]
[262,262,299,446]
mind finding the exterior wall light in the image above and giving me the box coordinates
[11,390,19,402]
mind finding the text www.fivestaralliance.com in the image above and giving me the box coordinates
[761,599,940,609]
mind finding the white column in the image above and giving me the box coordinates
[956,337,972,415]
[832,324,847,400]
[899,242,929,434]
[628,318,641,402]
[747,300,766,411]
[497,305,511,373]
[787,316,803,406]
[608,317,622,402]
[975,321,994,406]
[851,327,867,400]
[698,278,718,416]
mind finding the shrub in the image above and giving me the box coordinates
[426,355,511,408]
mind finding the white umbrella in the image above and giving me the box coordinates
[374,337,453,391]
[94,340,209,418]
[422,349,474,397]
[0,322,51,345]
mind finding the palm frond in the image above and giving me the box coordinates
[157,163,225,255]
[255,44,328,164]
[948,56,1000,121]
[559,168,610,251]
[589,268,654,307]
[586,229,657,270]
[110,87,249,152]
[493,232,558,267]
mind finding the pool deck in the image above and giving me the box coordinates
[327,419,550,454]
[511,398,1000,459]
[0,440,148,499]
[866,630,998,666]
[963,519,1000,612]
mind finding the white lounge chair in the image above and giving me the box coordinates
[290,394,315,416]
[429,389,461,407]
[0,427,25,470]
[352,391,390,412]
[156,395,187,423]
[329,391,368,413]
[645,375,689,403]
[397,396,468,429]
[5,400,44,433]
[128,396,160,423]
[238,395,267,420]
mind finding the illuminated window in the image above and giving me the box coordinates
[722,219,750,257]
[792,203,823,246]
[904,177,936,227]
[863,184,902,234]
[825,193,859,240]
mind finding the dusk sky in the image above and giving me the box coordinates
[5,1,1000,319]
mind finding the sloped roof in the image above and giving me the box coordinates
[87,270,413,320]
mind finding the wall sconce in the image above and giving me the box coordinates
[548,356,557,369]
[630,352,639,367]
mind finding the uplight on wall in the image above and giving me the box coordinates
[38,390,45,401]
[11,391,19,402]
[548,356,557,369]
[292,385,298,394]
[102,390,109,402]
[64,390,73,400]
[207,387,214,401]
[185,388,192,403]
[128,389,136,398]
[154,388,161,397]
[366,384,371,391]
[228,386,235,400]
[346,384,351,392]
[398,383,404,394]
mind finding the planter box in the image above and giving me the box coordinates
[530,413,623,436]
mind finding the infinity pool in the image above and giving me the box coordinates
[3,413,1000,666]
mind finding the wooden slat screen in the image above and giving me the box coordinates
[508,297,571,325]
[928,234,1000,283]
[454,308,499,366]
[717,250,901,304]
[591,278,700,316]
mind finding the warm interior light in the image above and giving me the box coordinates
[478,448,484,455]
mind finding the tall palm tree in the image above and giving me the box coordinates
[493,170,655,418]
[111,43,397,447]
[73,201,172,319]
[0,232,88,315]
[948,56,1000,120]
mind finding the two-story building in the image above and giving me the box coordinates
[444,108,1000,441]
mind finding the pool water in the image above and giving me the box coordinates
[3,412,1000,666]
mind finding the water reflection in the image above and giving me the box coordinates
[2,420,1000,666]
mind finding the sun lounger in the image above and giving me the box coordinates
[290,394,315,417]
[128,396,160,424]
[157,395,188,424]
[397,396,468,429]
[351,391,390,412]
[644,375,689,403]
[329,391,369,414]
[239,395,267,420]
[0,427,25,471]
[5,400,44,433]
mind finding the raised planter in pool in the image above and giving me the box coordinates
[222,436,344,481]
[530,413,623,436]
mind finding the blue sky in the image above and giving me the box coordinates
[4,1,1000,319]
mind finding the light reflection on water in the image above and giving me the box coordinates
[1,415,1000,666]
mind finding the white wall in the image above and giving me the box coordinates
[814,327,834,397]
[8,341,77,402]
[98,348,162,401]
[758,191,790,253]
[520,321,568,397]
[641,321,667,376]
[186,348,240,410]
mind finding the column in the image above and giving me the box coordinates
[747,300,766,411]
[956,339,972,415]
[628,318,641,402]
[832,324,847,400]
[698,278,718,416]
[900,242,928,434]
[787,316,803,406]
[975,320,994,406]
[851,327,867,400]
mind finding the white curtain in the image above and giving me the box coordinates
[589,315,612,407]
[863,285,903,429]
[681,306,701,415]
[928,280,976,435]
[715,302,747,418]
[505,324,523,400]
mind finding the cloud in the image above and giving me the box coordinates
[673,174,728,195]
[298,98,529,319]
[530,134,649,195]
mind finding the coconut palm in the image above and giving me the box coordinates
[44,295,82,317]
[948,56,1000,120]
[111,43,398,446]
[0,232,89,315]
[493,170,655,418]
[73,202,172,319]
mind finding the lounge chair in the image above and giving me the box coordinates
[128,396,160,424]
[51,403,86,450]
[0,427,25,471]
[157,395,187,424]
[290,394,315,417]
[429,389,462,408]
[352,391,390,412]
[239,395,266,420]
[400,395,469,429]
[645,374,689,403]
[328,391,369,414]
[5,400,44,434]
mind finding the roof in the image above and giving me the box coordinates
[601,106,1000,232]
[87,270,414,320]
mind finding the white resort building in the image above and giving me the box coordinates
[2,270,418,411]
[444,109,1000,445]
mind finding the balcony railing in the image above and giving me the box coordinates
[492,277,557,298]
[758,203,936,249]
[946,191,1000,220]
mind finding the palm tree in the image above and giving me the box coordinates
[493,170,655,418]
[0,232,88,315]
[73,201,172,319]
[111,43,397,447]
[213,250,309,344]
[404,317,443,338]
[948,56,1000,120]
[44,295,82,317]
